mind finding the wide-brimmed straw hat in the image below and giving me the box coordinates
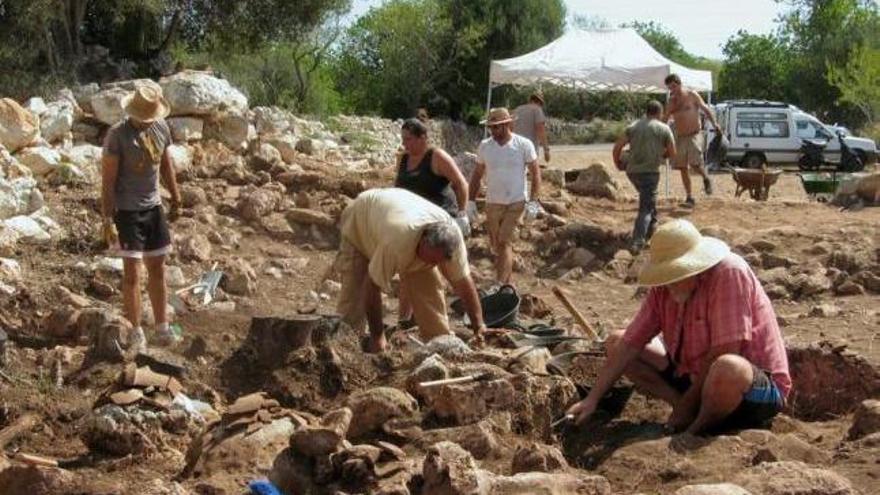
[122,87,170,123]
[480,107,517,126]
[638,219,730,287]
[530,91,545,105]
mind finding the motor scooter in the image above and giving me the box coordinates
[798,131,864,172]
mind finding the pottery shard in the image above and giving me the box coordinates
[346,387,419,438]
[290,407,352,457]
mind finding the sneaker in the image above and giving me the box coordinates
[130,327,148,354]
[703,177,713,195]
[153,325,181,347]
[681,197,696,208]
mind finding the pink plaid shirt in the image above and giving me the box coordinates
[623,254,791,398]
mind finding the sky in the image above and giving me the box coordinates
[348,0,793,60]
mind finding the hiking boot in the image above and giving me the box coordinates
[703,176,713,195]
[130,327,147,354]
[681,197,696,208]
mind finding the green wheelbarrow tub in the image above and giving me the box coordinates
[799,172,851,195]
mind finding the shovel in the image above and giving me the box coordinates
[507,332,590,348]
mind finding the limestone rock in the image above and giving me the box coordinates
[179,233,212,262]
[0,466,77,495]
[733,461,855,495]
[159,71,249,117]
[3,215,50,243]
[511,442,568,474]
[674,484,753,495]
[346,387,418,438]
[422,441,487,495]
[848,399,880,440]
[290,407,352,457]
[286,208,335,227]
[266,134,299,164]
[0,98,40,152]
[566,162,621,200]
[40,100,75,143]
[237,186,281,223]
[91,80,162,125]
[16,147,61,176]
[417,418,504,460]
[253,106,292,136]
[167,144,193,174]
[221,257,257,296]
[486,471,611,495]
[167,117,204,142]
[424,378,515,426]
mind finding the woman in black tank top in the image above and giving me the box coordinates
[395,118,468,217]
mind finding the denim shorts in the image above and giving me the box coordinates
[662,363,783,432]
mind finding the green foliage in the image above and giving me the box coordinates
[827,44,880,124]
[778,0,879,125]
[334,0,565,120]
[718,31,793,102]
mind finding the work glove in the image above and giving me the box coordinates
[102,218,118,248]
[465,201,478,224]
[453,212,471,238]
[524,200,544,221]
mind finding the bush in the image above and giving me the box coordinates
[546,118,628,145]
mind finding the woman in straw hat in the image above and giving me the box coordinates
[566,219,790,435]
[101,86,181,351]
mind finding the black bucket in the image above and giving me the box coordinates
[451,285,521,328]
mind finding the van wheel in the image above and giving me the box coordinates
[742,152,765,169]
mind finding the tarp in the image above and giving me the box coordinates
[489,28,713,93]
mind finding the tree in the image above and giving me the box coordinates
[625,21,699,67]
[717,31,793,102]
[827,44,880,123]
[777,0,879,125]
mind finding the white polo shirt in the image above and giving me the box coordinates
[476,133,537,204]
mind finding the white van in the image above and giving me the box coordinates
[713,100,877,168]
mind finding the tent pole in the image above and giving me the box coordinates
[484,82,494,138]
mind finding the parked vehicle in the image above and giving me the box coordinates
[798,130,864,172]
[711,100,877,168]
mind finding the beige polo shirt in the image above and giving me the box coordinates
[339,188,469,291]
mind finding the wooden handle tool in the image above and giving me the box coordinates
[551,286,599,341]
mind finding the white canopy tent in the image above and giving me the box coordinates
[487,28,713,107]
[488,28,715,200]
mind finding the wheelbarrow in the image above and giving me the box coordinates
[728,166,783,201]
[799,171,850,202]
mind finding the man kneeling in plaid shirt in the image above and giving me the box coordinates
[567,219,791,435]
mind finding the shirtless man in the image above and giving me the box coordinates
[663,74,720,207]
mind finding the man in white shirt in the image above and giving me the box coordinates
[468,107,541,285]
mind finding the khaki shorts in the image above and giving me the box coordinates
[485,201,525,250]
[673,133,705,170]
[335,240,450,340]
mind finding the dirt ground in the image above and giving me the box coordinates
[1,144,878,494]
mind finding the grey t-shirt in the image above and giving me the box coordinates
[513,103,546,149]
[103,119,172,211]
[625,118,674,174]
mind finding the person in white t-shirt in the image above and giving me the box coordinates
[468,107,541,285]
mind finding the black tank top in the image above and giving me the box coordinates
[395,148,458,216]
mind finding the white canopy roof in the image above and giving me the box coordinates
[489,28,713,93]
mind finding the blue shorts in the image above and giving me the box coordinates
[662,363,783,432]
